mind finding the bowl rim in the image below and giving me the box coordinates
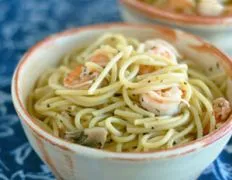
[120,0,232,25]
[12,23,232,160]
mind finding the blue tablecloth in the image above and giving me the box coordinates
[0,0,231,179]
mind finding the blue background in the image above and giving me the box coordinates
[0,0,231,179]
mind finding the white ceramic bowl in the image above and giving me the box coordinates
[119,0,232,55]
[12,23,232,180]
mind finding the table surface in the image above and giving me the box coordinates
[0,0,231,179]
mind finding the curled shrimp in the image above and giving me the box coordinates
[197,0,224,16]
[139,39,184,115]
[88,49,110,67]
[204,97,231,135]
[144,39,180,64]
[213,97,231,123]
[140,86,183,116]
[64,51,110,89]
[63,65,99,89]
[139,39,180,74]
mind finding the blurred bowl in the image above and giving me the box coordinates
[12,23,232,180]
[119,0,232,55]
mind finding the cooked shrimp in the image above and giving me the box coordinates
[213,97,231,122]
[63,65,99,89]
[204,97,231,134]
[139,40,183,115]
[144,39,180,64]
[64,51,110,89]
[197,0,224,16]
[140,86,183,116]
[139,39,180,74]
[89,50,110,67]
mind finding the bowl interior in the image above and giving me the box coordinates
[17,25,232,107]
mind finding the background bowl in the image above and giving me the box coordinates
[119,0,232,55]
[12,23,232,180]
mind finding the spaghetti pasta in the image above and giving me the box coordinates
[28,33,231,152]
